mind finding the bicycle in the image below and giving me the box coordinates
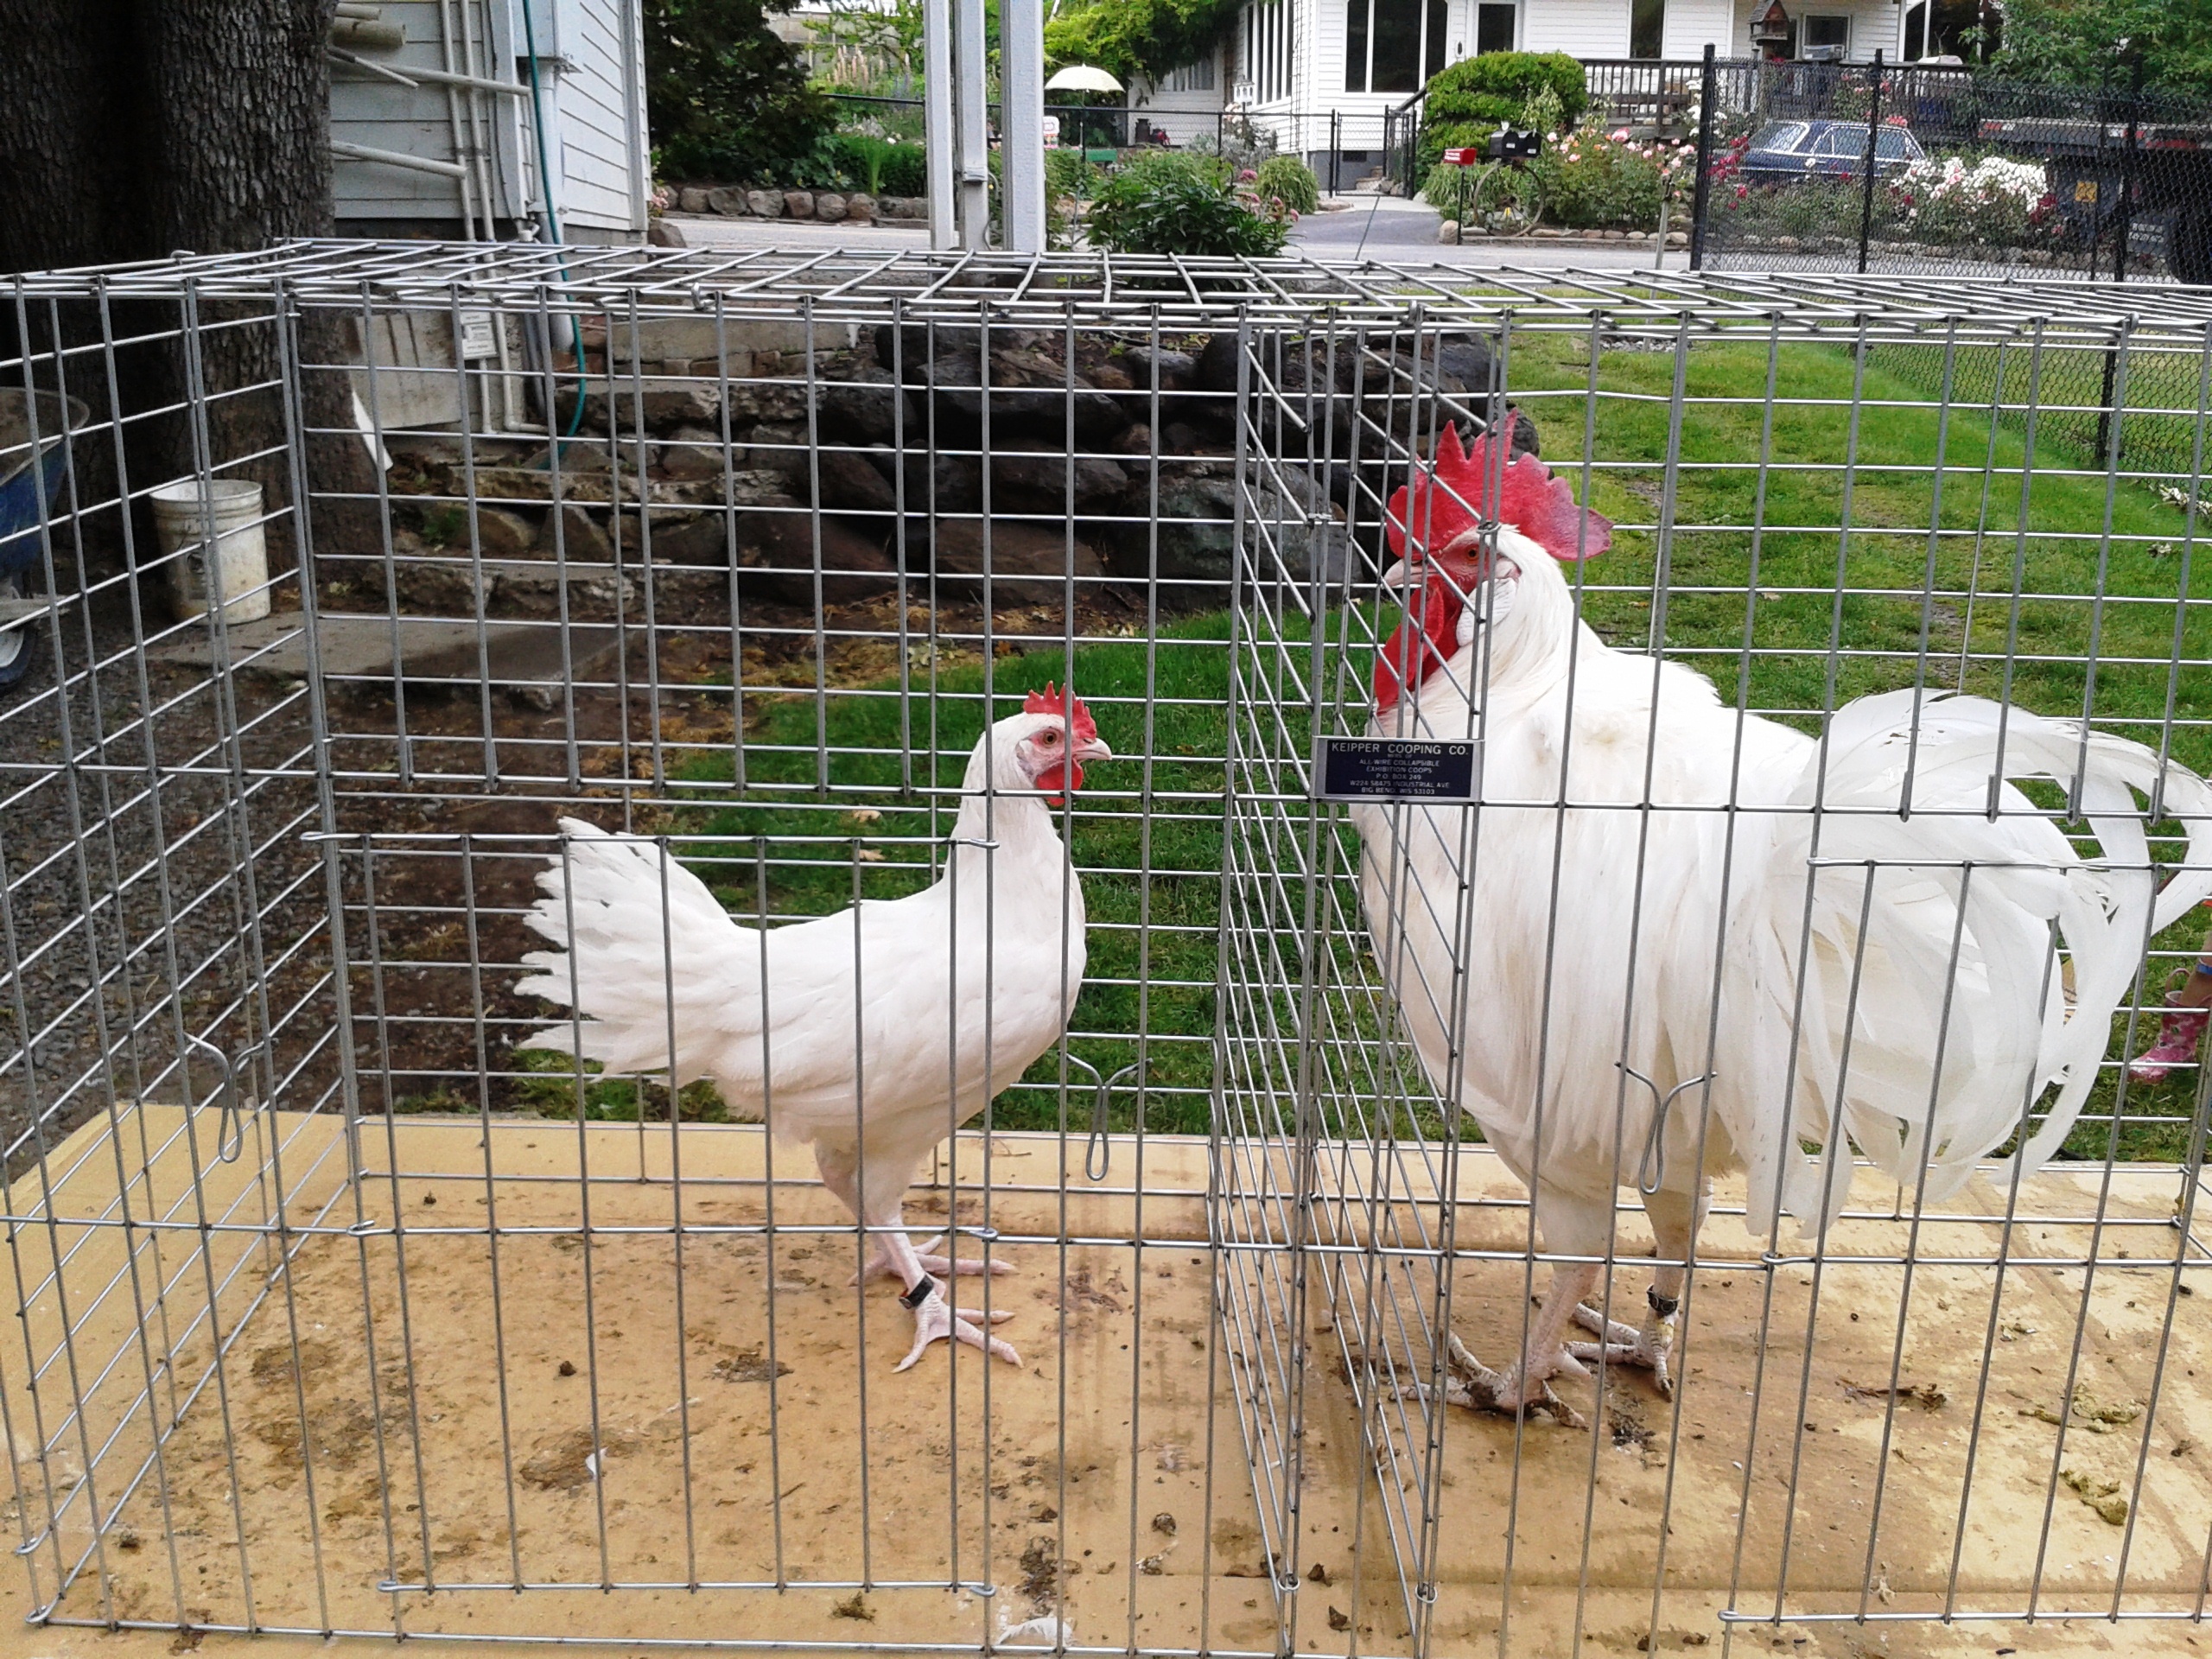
[1447,127,1546,239]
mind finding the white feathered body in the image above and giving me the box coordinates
[519,722,1087,1221]
[1357,534,2212,1246]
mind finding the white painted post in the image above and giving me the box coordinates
[1001,0,1047,251]
[952,0,992,247]
[923,0,957,248]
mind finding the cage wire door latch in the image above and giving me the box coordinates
[1618,1062,1715,1197]
[1060,1053,1141,1181]
[188,1035,247,1164]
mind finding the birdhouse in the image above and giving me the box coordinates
[1750,0,1792,55]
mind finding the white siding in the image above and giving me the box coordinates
[1520,0,1632,59]
[1662,0,1738,58]
[332,0,645,239]
[1729,0,1902,60]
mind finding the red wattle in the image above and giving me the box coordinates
[1035,760,1084,804]
[1372,574,1463,715]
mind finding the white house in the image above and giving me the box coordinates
[330,0,650,244]
[1141,0,1974,173]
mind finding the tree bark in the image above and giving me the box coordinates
[0,0,365,582]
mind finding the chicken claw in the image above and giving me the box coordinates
[894,1280,1020,1372]
[1567,1294,1677,1399]
[854,1235,1014,1287]
[1360,1332,1586,1427]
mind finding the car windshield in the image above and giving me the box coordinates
[1751,122,1810,152]
[1875,127,1917,159]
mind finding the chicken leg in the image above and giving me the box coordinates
[817,1143,1020,1371]
[1567,1181,1705,1398]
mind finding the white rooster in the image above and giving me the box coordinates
[1355,423,2212,1422]
[517,686,1111,1371]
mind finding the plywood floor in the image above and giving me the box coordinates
[4,1105,2209,1656]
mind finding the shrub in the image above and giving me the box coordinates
[1188,117,1281,173]
[644,0,836,181]
[1085,151,1294,257]
[1416,118,1500,175]
[1532,124,1695,229]
[1253,155,1319,215]
[1887,152,2058,248]
[1423,52,1587,132]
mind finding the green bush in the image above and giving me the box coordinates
[1085,151,1292,257]
[644,0,836,181]
[1529,126,1688,229]
[1416,118,1500,175]
[1420,158,1482,215]
[1423,51,1587,130]
[1253,155,1319,214]
[823,132,928,197]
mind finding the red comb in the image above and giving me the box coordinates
[1385,419,1611,564]
[1025,683,1097,744]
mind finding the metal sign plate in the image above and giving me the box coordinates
[1313,735,1480,803]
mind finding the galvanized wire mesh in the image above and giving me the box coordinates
[0,247,2208,1656]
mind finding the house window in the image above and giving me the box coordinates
[1162,57,1216,92]
[1630,0,1665,57]
[1800,14,1849,58]
[1243,0,1294,101]
[1344,0,1448,92]
[1475,3,1516,53]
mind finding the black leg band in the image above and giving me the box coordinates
[900,1274,938,1311]
[1648,1287,1680,1319]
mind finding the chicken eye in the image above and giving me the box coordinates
[1039,730,1060,746]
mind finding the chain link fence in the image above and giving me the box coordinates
[1690,56,2212,476]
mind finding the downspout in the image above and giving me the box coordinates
[523,0,589,440]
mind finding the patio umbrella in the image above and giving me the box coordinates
[1046,64,1124,94]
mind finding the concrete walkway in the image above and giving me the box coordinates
[664,202,1694,271]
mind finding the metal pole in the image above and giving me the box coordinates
[1001,0,1046,251]
[952,0,991,247]
[1857,50,1885,275]
[1689,43,1717,270]
[922,0,957,249]
[2113,54,2145,282]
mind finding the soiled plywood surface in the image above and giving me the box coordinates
[4,1106,2208,1656]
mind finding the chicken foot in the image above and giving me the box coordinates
[1567,1284,1679,1398]
[1389,1262,1599,1427]
[852,1225,1014,1286]
[880,1225,1022,1372]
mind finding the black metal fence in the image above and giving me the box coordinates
[1688,54,2212,283]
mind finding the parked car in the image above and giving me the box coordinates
[1738,119,1925,185]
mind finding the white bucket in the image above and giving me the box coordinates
[149,479,270,624]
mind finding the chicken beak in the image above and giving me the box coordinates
[1075,736,1114,763]
[1379,558,1414,589]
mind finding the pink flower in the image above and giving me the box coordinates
[1611,128,1630,142]
[1237,168,1256,181]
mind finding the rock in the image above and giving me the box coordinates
[657,424,729,480]
[474,507,537,560]
[816,446,899,518]
[783,191,816,219]
[1196,332,1246,394]
[819,365,913,444]
[708,186,748,216]
[1667,229,1688,247]
[642,510,734,566]
[536,502,614,564]
[929,520,1107,607]
[677,187,710,213]
[879,195,926,219]
[921,347,1131,448]
[582,379,719,434]
[1118,423,1153,455]
[845,193,876,222]
[747,189,785,219]
[1120,346,1197,389]
[1108,472,1239,598]
[989,442,1128,512]
[723,378,811,428]
[815,193,848,223]
[1087,362,1134,392]
[729,505,896,605]
[875,321,985,373]
[743,422,810,483]
[906,451,982,517]
[1436,219,1461,245]
[647,218,686,248]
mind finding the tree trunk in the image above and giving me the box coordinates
[0,0,365,585]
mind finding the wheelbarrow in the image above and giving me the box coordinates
[0,388,89,692]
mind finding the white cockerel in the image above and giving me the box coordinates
[517,686,1110,1371]
[1355,423,2212,1423]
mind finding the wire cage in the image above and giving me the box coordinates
[2,245,2210,1657]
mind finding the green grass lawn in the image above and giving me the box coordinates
[619,330,2209,1165]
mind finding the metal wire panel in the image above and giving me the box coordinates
[0,250,2207,1657]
